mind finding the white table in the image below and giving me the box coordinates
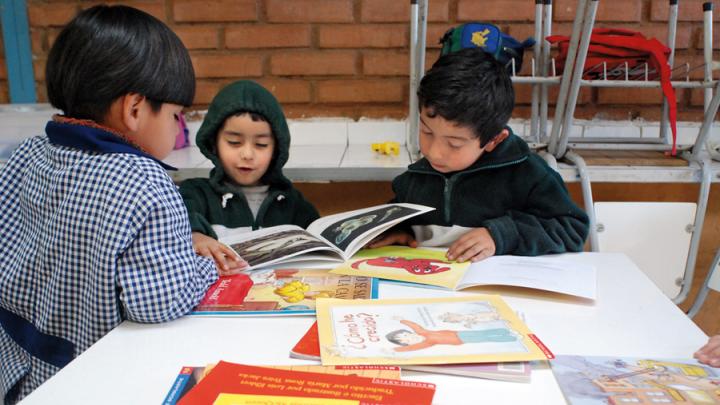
[20,253,708,405]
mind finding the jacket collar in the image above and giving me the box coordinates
[45,115,176,170]
[407,127,529,175]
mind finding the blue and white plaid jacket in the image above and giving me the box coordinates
[0,119,218,403]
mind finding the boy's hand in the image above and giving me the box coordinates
[192,232,248,275]
[447,227,496,262]
[694,335,720,367]
[366,230,418,249]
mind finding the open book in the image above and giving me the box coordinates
[220,203,433,270]
[331,248,597,300]
[315,295,553,366]
[191,269,378,316]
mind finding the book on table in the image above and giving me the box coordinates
[550,355,720,405]
[219,203,433,270]
[191,268,378,316]
[315,295,553,366]
[162,364,403,405]
[173,361,436,405]
[289,320,532,383]
[331,247,596,300]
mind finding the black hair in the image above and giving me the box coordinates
[385,329,414,346]
[418,47,514,146]
[232,110,269,124]
[46,5,195,122]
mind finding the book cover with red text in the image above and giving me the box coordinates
[177,362,435,405]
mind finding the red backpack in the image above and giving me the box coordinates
[547,28,678,155]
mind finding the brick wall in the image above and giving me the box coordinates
[5,0,718,120]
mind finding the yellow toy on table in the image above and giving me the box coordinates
[371,141,400,156]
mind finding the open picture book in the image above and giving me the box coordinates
[219,203,433,270]
[331,247,597,300]
[315,295,553,366]
[191,268,378,316]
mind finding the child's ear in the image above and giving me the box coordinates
[483,128,510,152]
[120,93,147,133]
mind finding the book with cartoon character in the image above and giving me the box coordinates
[218,203,433,270]
[549,355,720,405]
[331,248,596,300]
[191,268,378,316]
[315,296,553,366]
[289,320,533,383]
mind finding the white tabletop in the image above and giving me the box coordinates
[20,253,707,405]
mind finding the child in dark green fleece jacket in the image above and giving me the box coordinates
[369,48,589,262]
[180,81,319,273]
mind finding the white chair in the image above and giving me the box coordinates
[594,202,696,300]
[688,248,720,318]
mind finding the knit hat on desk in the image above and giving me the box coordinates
[196,80,292,189]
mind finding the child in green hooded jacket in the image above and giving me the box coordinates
[180,81,319,273]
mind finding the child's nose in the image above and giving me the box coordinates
[240,145,254,160]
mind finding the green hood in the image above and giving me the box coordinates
[196,80,291,190]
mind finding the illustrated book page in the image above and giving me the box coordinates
[550,355,720,405]
[315,295,553,366]
[220,203,433,270]
[192,268,377,316]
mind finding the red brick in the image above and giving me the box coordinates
[639,24,692,49]
[357,106,407,119]
[598,87,665,105]
[651,0,720,22]
[173,0,257,22]
[28,3,77,27]
[514,85,591,105]
[555,0,641,22]
[316,80,405,103]
[673,54,720,80]
[255,79,312,103]
[426,24,452,49]
[0,83,9,104]
[271,51,356,76]
[360,0,449,23]
[193,80,224,105]
[283,105,359,119]
[33,58,46,81]
[47,28,61,51]
[226,25,311,49]
[266,0,353,23]
[363,51,408,76]
[318,25,408,48]
[174,26,219,50]
[81,2,166,22]
[30,29,45,55]
[689,87,717,106]
[191,54,263,78]
[457,0,534,22]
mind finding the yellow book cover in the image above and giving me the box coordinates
[214,393,358,405]
[315,296,553,366]
[330,246,470,290]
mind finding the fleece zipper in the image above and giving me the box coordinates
[407,156,528,223]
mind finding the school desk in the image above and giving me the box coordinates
[20,252,707,405]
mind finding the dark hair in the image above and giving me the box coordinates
[385,329,413,346]
[418,48,514,146]
[46,5,195,122]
